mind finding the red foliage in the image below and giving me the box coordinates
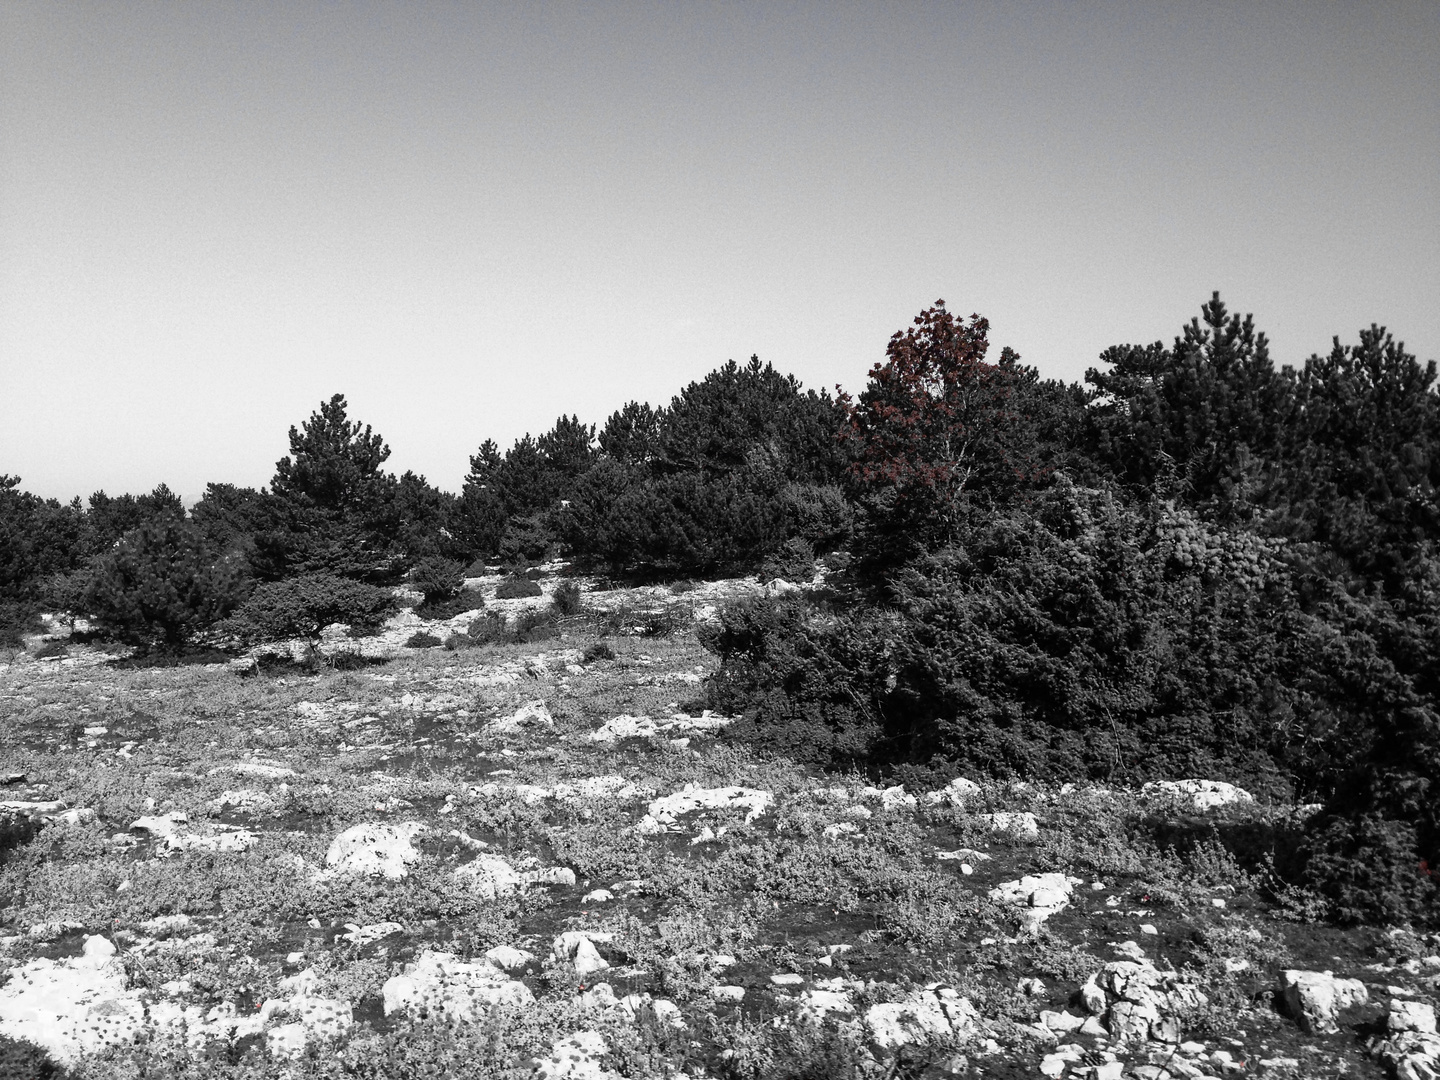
[839,301,1024,540]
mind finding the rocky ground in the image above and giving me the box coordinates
[0,571,1438,1079]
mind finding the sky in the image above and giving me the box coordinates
[2,1,1436,504]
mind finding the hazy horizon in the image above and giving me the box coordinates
[3,1,1436,504]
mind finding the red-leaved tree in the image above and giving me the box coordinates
[841,301,1030,556]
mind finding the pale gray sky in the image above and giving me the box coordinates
[3,1,1436,502]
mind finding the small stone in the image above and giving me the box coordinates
[1140,924,1159,935]
[711,985,745,1002]
[770,973,804,986]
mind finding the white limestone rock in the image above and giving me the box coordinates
[1278,969,1368,1034]
[553,932,610,977]
[324,821,425,880]
[1142,779,1254,811]
[864,988,979,1052]
[491,700,553,734]
[0,935,144,1065]
[532,1030,617,1079]
[453,854,524,899]
[983,811,1040,840]
[924,777,982,808]
[382,950,533,1021]
[989,873,1078,931]
[637,784,774,833]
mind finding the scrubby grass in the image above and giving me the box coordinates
[0,610,1423,1080]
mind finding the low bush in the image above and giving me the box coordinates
[0,1035,72,1080]
[551,580,582,615]
[583,640,615,663]
[1301,814,1437,926]
[495,576,543,600]
[456,612,509,648]
[598,604,688,638]
[405,631,443,648]
[409,556,466,605]
[416,587,486,620]
[32,641,67,660]
[758,537,815,583]
[514,608,559,642]
[0,601,41,649]
[225,573,397,643]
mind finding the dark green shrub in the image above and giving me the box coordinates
[0,601,41,648]
[463,612,509,646]
[225,573,396,643]
[498,514,554,564]
[416,587,486,619]
[708,484,1306,787]
[0,1035,73,1079]
[409,556,466,605]
[405,631,443,648]
[551,580,582,615]
[495,576,542,600]
[81,519,249,650]
[1302,815,1437,926]
[32,641,67,660]
[704,595,885,769]
[514,608,558,642]
[583,641,615,663]
[759,537,815,583]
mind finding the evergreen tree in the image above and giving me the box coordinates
[598,401,661,465]
[1086,292,1292,515]
[82,518,248,649]
[252,394,402,580]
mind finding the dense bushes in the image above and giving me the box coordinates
[704,295,1440,925]
[225,573,396,643]
[409,556,466,605]
[494,576,543,599]
[707,484,1306,790]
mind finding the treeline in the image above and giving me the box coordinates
[3,293,1438,922]
[0,355,854,648]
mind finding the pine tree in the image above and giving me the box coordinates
[253,394,402,580]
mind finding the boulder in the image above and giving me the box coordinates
[0,935,144,1064]
[484,946,536,973]
[1391,1001,1439,1035]
[923,777,982,808]
[1142,779,1253,811]
[490,700,553,734]
[1277,970,1368,1034]
[382,950,533,1021]
[989,873,1078,932]
[532,1029,617,1079]
[637,785,774,833]
[453,854,524,899]
[1080,959,1207,1043]
[553,932,610,977]
[864,988,979,1052]
[325,821,425,880]
[983,811,1040,840]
